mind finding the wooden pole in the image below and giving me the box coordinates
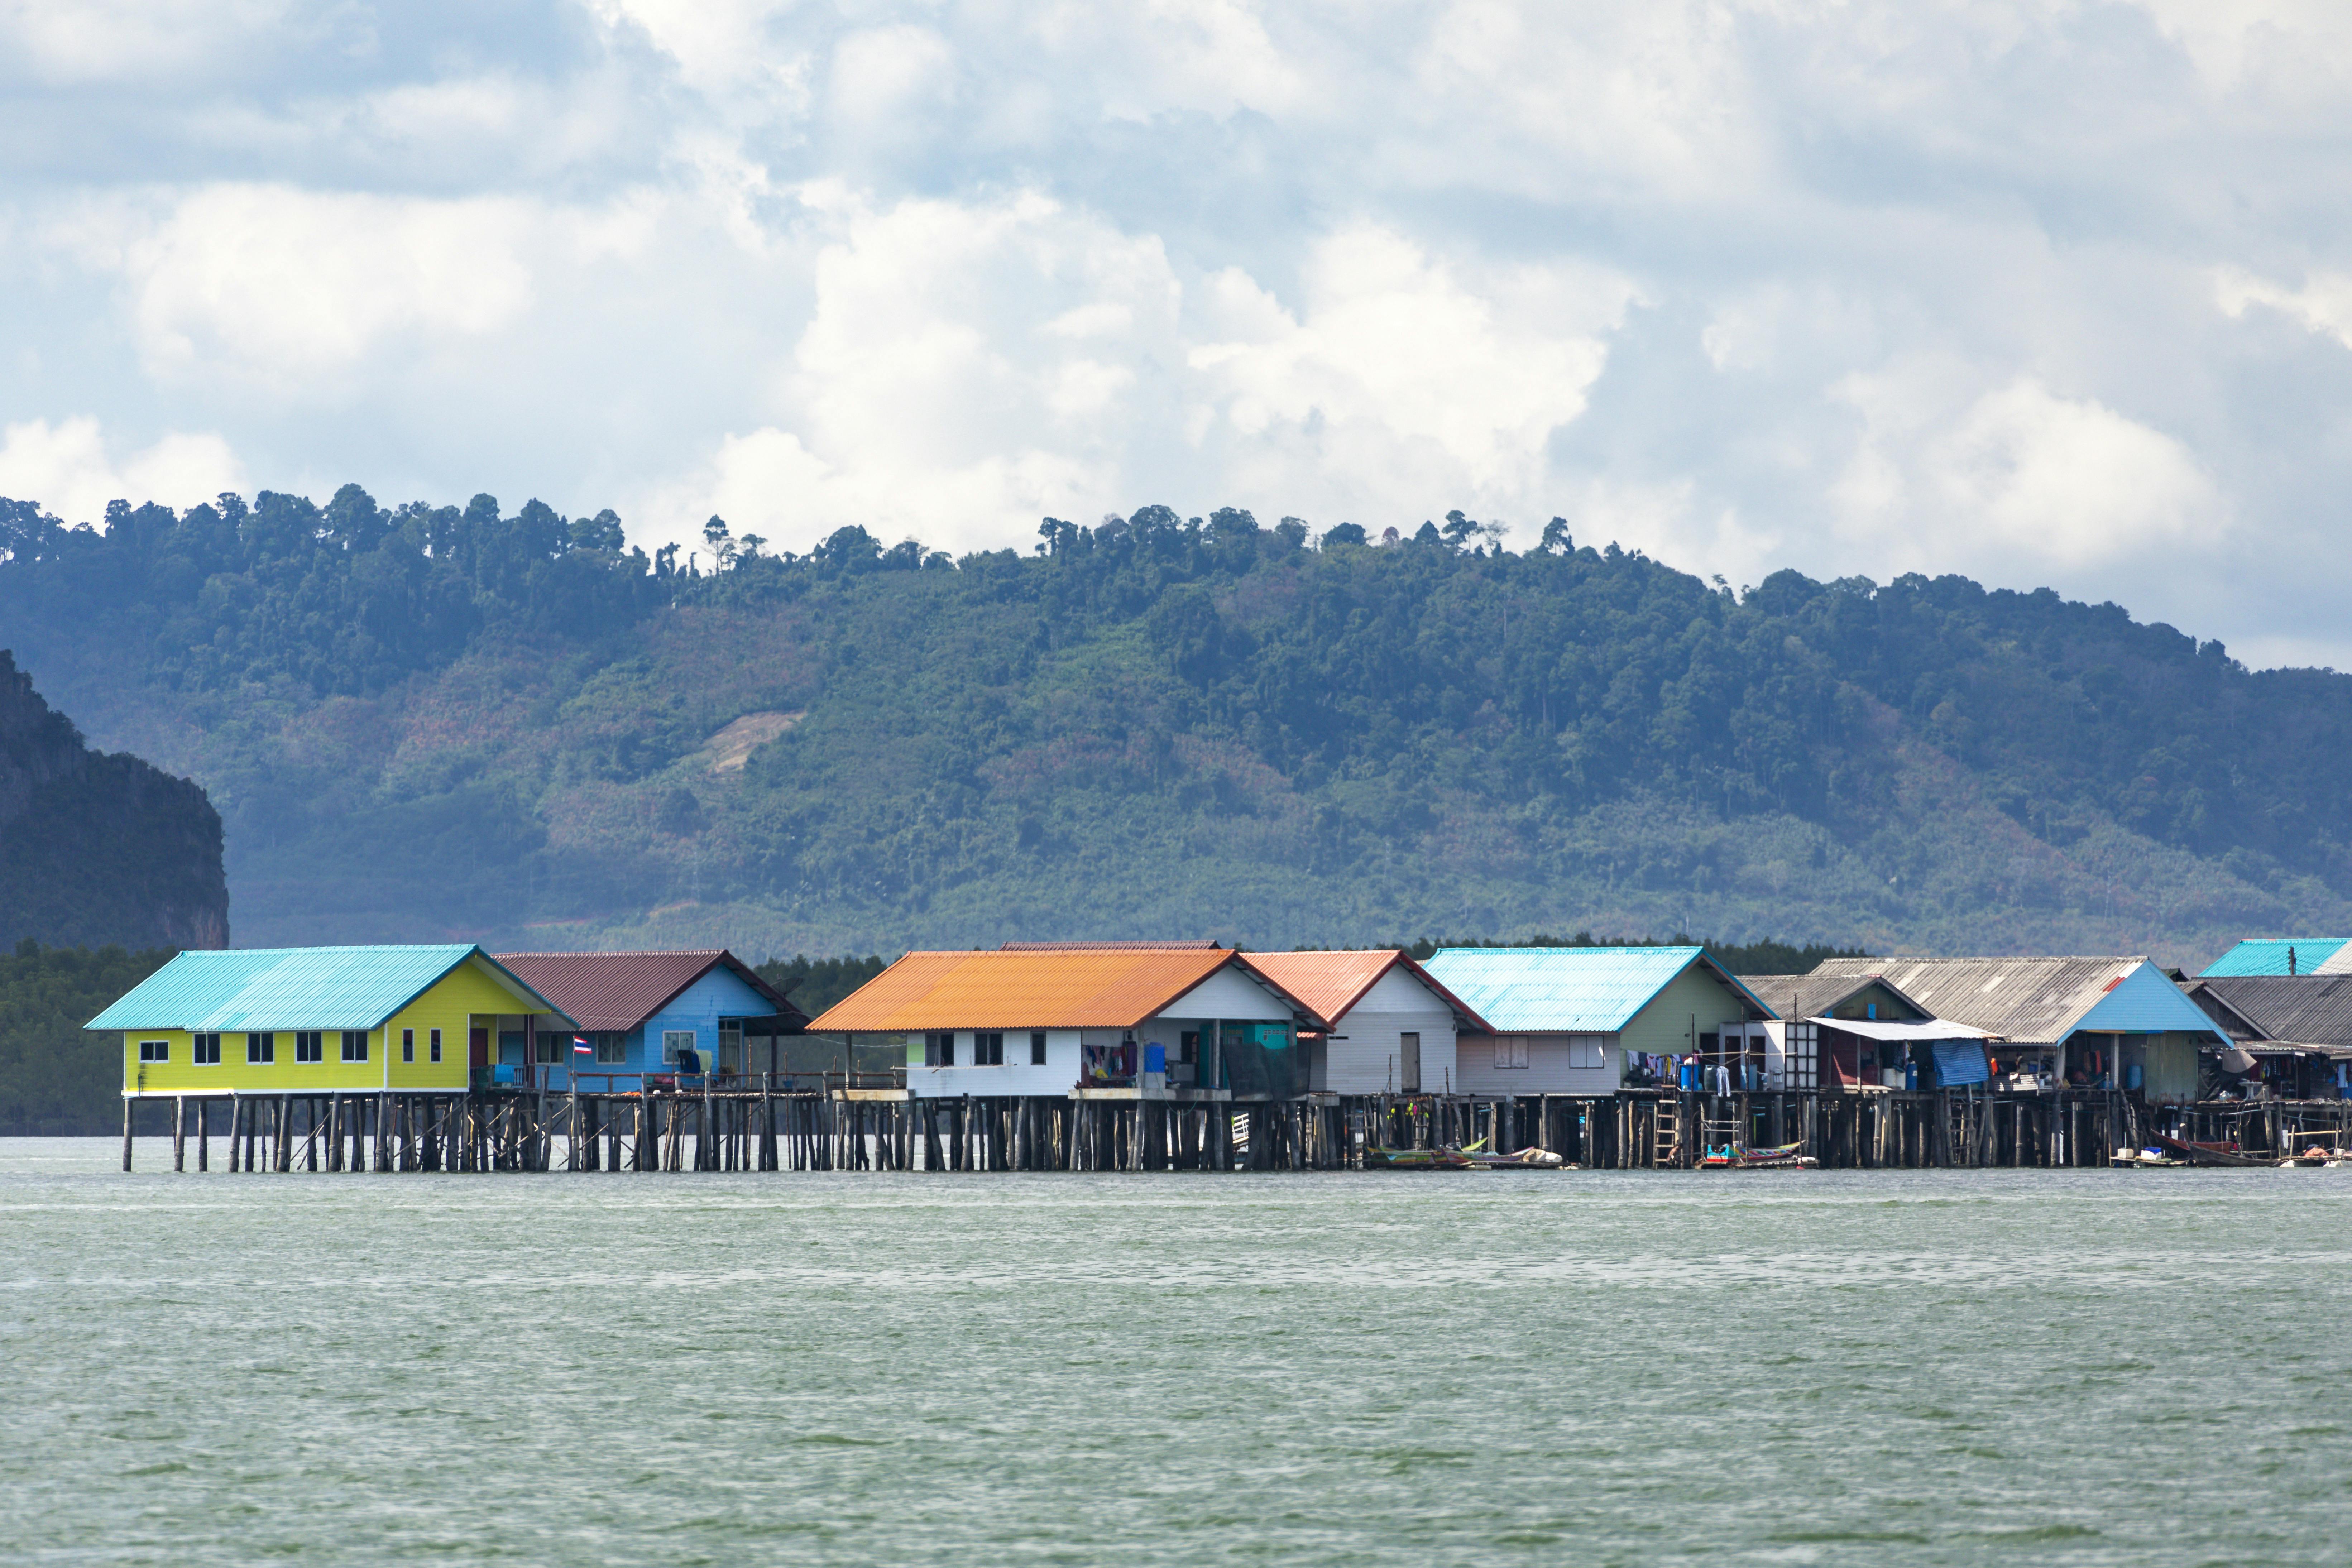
[173,1095,187,1172]
[121,1097,134,1172]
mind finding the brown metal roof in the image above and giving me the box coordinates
[1244,950,1494,1032]
[808,947,1317,1033]
[493,950,799,1034]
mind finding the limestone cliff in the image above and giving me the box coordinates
[0,650,227,950]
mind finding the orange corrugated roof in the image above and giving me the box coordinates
[1244,950,1402,1023]
[1244,950,1495,1032]
[808,947,1246,1032]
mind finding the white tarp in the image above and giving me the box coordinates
[1805,1016,1997,1041]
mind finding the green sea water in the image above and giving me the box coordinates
[3,1139,2348,1565]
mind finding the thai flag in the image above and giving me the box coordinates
[573,1036,593,1055]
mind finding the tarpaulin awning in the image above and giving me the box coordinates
[1931,1039,1990,1086]
[1805,1016,1996,1041]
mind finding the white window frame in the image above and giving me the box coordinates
[341,1030,368,1063]
[428,1028,442,1063]
[662,1030,697,1064]
[594,1032,626,1065]
[192,1033,220,1065]
[1030,1031,1048,1066]
[975,1031,1004,1066]
[139,1039,169,1063]
[1493,1037,1530,1070]
[924,1032,955,1067]
[247,1032,275,1064]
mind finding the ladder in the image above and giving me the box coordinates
[1947,1092,1975,1167]
[1654,1092,1682,1167]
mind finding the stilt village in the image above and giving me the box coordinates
[94,933,2352,1175]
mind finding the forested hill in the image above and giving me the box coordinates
[2,490,2345,967]
[0,648,226,951]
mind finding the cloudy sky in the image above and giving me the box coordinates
[4,1,2351,664]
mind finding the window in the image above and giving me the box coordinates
[341,1030,368,1063]
[1178,1030,1199,1065]
[924,1032,955,1067]
[975,1031,1004,1065]
[1030,1031,1048,1066]
[594,1032,626,1065]
[428,1028,442,1063]
[662,1030,696,1064]
[192,1033,221,1065]
[1493,1037,1530,1070]
[536,1034,562,1065]
[139,1039,169,1063]
[294,1031,323,1063]
[402,1028,415,1063]
[246,1032,275,1064]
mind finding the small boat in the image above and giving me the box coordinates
[1363,1146,1475,1170]
[2111,1146,2188,1167]
[1699,1140,1815,1170]
[2151,1133,2280,1168]
[1461,1144,1567,1169]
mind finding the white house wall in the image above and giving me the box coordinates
[1168,964,1299,1020]
[902,1028,1079,1098]
[1322,965,1460,1094]
[1453,1034,1618,1095]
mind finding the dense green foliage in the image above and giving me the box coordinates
[0,651,227,951]
[4,486,2346,965]
[0,942,174,1135]
[753,954,892,1020]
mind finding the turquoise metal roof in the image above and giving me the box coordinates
[86,945,568,1032]
[2200,939,2348,977]
[1421,946,1762,1034]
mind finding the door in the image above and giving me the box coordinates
[469,1028,490,1068]
[1399,1032,1421,1093]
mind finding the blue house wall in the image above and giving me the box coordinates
[552,963,780,1087]
[2067,962,2228,1041]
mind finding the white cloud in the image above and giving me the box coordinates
[0,417,244,527]
[0,0,333,86]
[2216,266,2352,350]
[55,184,665,393]
[1832,370,2222,569]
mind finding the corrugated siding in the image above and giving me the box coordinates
[2189,975,2352,1046]
[1245,950,1400,1023]
[497,951,747,1032]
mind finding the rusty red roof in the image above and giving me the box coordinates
[493,950,799,1034]
[1244,950,1494,1032]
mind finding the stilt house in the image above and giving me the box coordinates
[1737,970,1996,1092]
[805,942,1325,1101]
[1419,946,1774,1096]
[494,950,804,1089]
[1243,950,1491,1094]
[96,945,574,1101]
[2176,975,2352,1101]
[1805,955,2225,1101]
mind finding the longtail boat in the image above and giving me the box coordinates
[2152,1133,2279,1168]
[1698,1141,1814,1170]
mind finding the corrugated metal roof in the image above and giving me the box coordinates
[809,947,1278,1032]
[87,945,569,1032]
[2199,938,2349,977]
[2184,976,2352,1049]
[1809,956,2199,1046]
[495,950,798,1034]
[1421,946,1763,1034]
[1243,950,1494,1032]
[1737,972,1932,1023]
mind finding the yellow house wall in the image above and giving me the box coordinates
[119,958,543,1096]
[1619,965,1762,1078]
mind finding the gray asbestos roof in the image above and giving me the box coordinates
[1808,956,2143,1047]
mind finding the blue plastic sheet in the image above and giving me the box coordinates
[1932,1039,1989,1086]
